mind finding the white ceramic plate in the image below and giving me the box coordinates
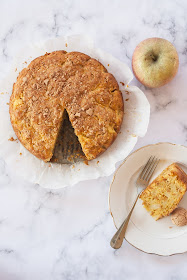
[109,143,187,256]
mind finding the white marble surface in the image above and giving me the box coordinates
[0,0,187,279]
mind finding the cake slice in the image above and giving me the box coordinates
[139,163,187,220]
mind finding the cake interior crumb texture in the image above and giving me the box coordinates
[139,163,187,220]
[9,51,124,162]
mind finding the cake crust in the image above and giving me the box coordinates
[9,51,124,161]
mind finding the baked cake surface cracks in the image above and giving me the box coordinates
[9,51,124,162]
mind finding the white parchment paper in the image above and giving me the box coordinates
[0,35,150,188]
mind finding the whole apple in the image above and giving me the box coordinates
[132,38,179,88]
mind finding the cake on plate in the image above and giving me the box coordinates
[9,51,124,162]
[140,163,187,220]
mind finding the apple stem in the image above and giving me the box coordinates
[150,53,157,62]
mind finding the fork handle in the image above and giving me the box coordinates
[110,195,139,249]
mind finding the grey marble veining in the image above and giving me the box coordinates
[0,0,187,279]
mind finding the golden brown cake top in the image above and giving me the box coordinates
[9,51,124,161]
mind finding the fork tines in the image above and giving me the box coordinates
[139,156,160,183]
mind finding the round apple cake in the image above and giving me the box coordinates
[9,51,124,162]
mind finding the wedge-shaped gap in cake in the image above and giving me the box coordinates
[51,110,86,164]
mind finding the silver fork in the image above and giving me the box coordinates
[110,156,160,249]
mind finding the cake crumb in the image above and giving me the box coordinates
[72,165,75,169]
[125,91,130,95]
[7,103,9,105]
[125,98,129,101]
[20,152,22,155]
[84,159,89,165]
[108,64,110,66]
[8,137,17,142]
[15,68,17,72]
[169,226,173,229]
[126,84,129,87]
[97,161,99,164]
[120,82,125,86]
[48,163,51,167]
[65,43,68,47]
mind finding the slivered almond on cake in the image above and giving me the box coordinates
[139,163,187,220]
